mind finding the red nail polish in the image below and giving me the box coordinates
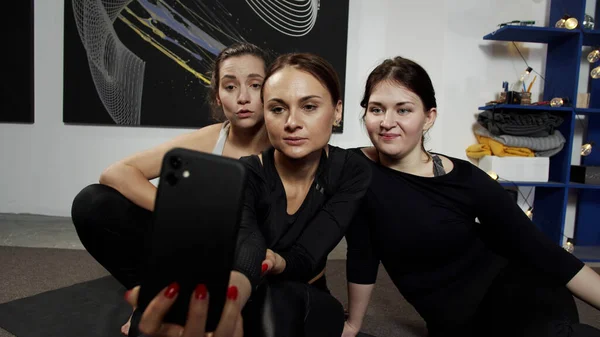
[195,284,207,300]
[124,290,131,300]
[227,286,238,301]
[164,282,180,299]
[261,263,268,273]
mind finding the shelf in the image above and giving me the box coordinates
[575,108,600,114]
[499,181,565,188]
[583,30,600,46]
[481,2,599,251]
[573,246,600,263]
[568,183,600,189]
[483,26,578,44]
[478,104,572,112]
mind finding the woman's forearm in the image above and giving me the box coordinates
[100,164,157,211]
[566,265,600,310]
[346,282,375,329]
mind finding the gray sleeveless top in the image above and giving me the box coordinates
[211,121,230,155]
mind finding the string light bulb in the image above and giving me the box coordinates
[563,239,575,253]
[592,66,600,79]
[525,207,533,219]
[566,17,579,29]
[550,97,569,107]
[556,15,579,30]
[487,171,499,181]
[588,49,600,63]
[581,142,594,156]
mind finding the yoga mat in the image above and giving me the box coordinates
[0,276,129,337]
[0,274,378,337]
[5,246,596,336]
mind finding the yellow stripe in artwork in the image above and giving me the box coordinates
[118,13,211,84]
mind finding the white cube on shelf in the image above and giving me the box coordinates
[478,156,549,182]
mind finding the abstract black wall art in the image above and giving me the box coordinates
[63,0,350,132]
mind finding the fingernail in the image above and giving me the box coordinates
[195,284,207,300]
[227,286,238,301]
[261,263,268,273]
[164,282,180,299]
[124,290,131,300]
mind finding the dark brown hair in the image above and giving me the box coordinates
[261,53,342,106]
[360,56,437,155]
[207,42,270,121]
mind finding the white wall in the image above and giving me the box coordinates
[0,0,562,216]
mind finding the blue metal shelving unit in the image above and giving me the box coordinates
[482,0,600,262]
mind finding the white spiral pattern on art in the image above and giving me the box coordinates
[72,0,145,125]
[245,0,320,37]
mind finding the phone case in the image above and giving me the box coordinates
[137,147,247,332]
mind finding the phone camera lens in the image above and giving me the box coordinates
[165,172,178,186]
[170,156,182,169]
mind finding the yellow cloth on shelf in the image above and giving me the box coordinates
[475,135,535,157]
[466,144,492,159]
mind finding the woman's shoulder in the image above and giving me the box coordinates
[239,150,264,171]
[325,145,373,190]
[190,122,225,139]
[434,153,477,170]
[431,152,487,181]
[238,146,275,181]
[328,145,372,158]
[328,146,373,169]
[170,122,224,153]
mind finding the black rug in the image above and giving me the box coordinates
[0,275,376,337]
[0,276,129,337]
[3,245,595,337]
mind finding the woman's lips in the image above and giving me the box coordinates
[380,133,400,140]
[236,109,253,118]
[283,137,308,145]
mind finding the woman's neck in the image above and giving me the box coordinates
[274,147,324,184]
[379,145,430,176]
[228,122,271,154]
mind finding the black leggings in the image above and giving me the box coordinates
[428,263,600,337]
[242,276,344,337]
[71,184,344,337]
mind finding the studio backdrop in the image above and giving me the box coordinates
[63,0,350,132]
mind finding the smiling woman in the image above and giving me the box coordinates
[343,56,600,337]
[359,56,438,165]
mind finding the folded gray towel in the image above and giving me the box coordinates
[535,146,564,157]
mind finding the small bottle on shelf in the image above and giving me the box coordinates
[511,66,533,92]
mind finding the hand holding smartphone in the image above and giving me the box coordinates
[137,148,247,332]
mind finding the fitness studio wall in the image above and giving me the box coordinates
[62,0,350,132]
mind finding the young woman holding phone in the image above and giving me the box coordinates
[126,53,372,337]
[71,42,272,335]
